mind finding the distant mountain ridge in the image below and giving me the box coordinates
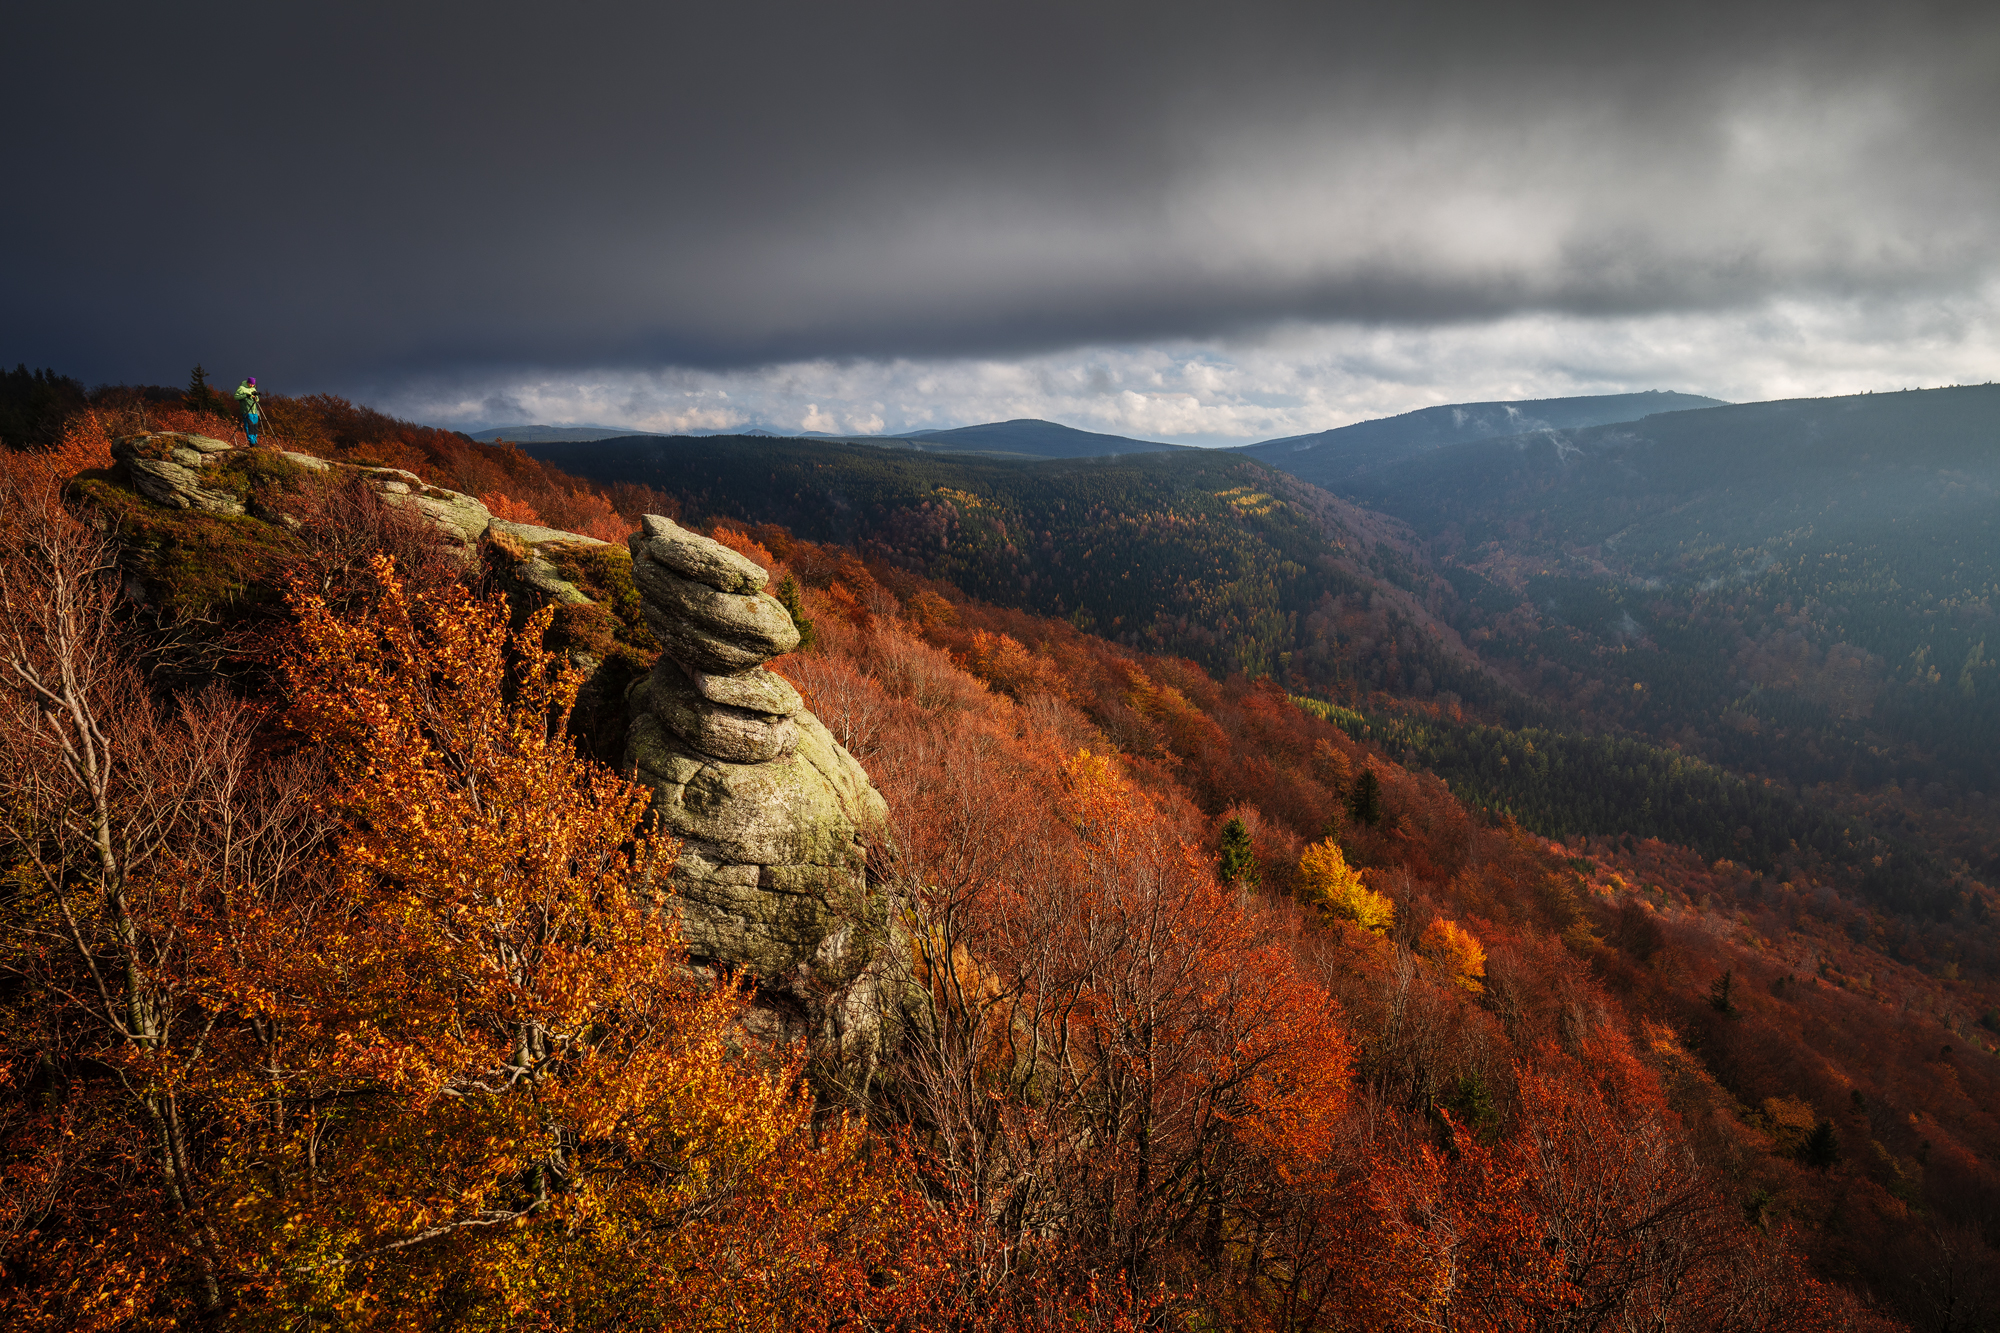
[1342,383,2000,831]
[473,424,797,443]
[1235,390,1725,491]
[896,418,1187,457]
[471,424,654,443]
[1349,385,2000,564]
[477,395,1718,462]
[478,418,1183,459]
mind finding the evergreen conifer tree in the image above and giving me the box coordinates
[775,574,817,652]
[184,363,223,417]
[1347,768,1384,827]
[1218,816,1259,887]
[1709,968,1736,1015]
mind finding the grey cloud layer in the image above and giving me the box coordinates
[393,292,2000,447]
[8,1,1997,389]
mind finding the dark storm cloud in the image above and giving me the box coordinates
[6,0,1996,390]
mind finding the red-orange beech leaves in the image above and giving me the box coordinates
[196,554,965,1326]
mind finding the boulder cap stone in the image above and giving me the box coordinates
[634,514,769,594]
[378,488,492,546]
[111,434,245,515]
[124,458,246,515]
[113,431,231,459]
[489,518,609,548]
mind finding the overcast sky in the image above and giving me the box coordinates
[9,1,1997,444]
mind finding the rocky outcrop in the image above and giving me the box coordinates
[112,432,247,515]
[110,431,497,552]
[488,519,611,603]
[622,516,893,1053]
[99,436,896,1068]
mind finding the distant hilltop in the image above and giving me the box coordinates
[471,424,659,443]
[477,417,1186,460]
[471,392,1721,463]
[891,418,1189,458]
[1232,390,1726,492]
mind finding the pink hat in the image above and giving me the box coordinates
[246,377,256,385]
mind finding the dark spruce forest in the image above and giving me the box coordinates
[5,365,2000,1331]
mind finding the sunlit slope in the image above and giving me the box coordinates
[526,435,1499,709]
[1236,389,1723,491]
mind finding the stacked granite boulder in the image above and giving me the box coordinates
[622,516,892,1044]
[95,440,896,1059]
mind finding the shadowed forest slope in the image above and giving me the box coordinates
[1330,385,2000,883]
[1235,389,1724,490]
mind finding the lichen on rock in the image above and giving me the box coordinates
[623,515,894,1068]
[112,432,248,515]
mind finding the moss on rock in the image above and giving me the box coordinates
[205,448,311,504]
[72,472,302,620]
[545,542,657,664]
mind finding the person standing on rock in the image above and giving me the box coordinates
[234,376,261,445]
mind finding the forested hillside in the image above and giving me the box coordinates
[526,434,1501,709]
[3,373,1997,1328]
[524,393,2000,968]
[1235,389,1723,490]
[1329,385,2000,880]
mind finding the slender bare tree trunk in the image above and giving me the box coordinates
[0,463,236,1317]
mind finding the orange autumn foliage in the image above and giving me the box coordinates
[743,520,1882,1330]
[0,516,967,1328]
[478,490,546,525]
[256,557,962,1326]
[0,413,1930,1331]
[1419,917,1489,992]
[708,523,777,569]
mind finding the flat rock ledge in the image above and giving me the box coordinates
[623,517,894,1069]
[110,431,498,550]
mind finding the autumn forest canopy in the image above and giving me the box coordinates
[3,369,1999,1330]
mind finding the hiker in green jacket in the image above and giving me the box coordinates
[235,377,261,445]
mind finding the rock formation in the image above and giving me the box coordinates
[622,516,893,1053]
[97,436,896,1066]
[110,431,495,551]
[112,432,246,514]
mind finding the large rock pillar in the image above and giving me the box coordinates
[622,516,893,1061]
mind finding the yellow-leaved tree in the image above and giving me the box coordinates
[1416,918,1488,992]
[1297,837,1395,935]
